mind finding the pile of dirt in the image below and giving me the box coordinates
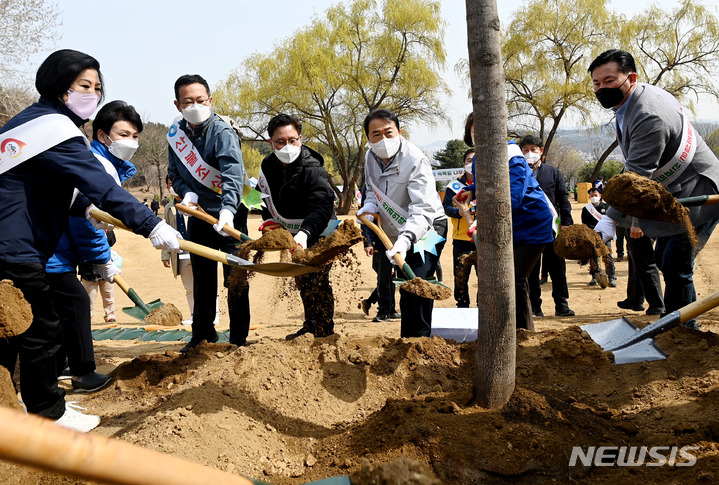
[6,325,716,484]
[0,279,32,338]
[144,303,183,326]
[400,277,451,300]
[554,224,610,264]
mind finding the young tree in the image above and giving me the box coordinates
[213,0,449,214]
[466,0,515,408]
[433,139,469,169]
[132,122,169,196]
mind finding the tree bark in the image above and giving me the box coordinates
[589,139,619,182]
[466,0,516,408]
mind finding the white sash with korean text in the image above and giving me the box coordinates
[585,202,603,223]
[256,170,339,236]
[641,85,697,186]
[0,114,86,175]
[167,118,222,193]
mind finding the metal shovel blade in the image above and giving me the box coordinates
[582,317,668,364]
[121,298,164,322]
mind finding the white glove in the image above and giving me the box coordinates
[294,230,309,249]
[85,204,114,231]
[181,191,199,207]
[213,209,234,237]
[98,260,121,283]
[357,202,379,222]
[149,220,182,252]
[594,216,616,243]
[386,235,412,265]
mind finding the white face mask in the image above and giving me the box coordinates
[590,196,601,205]
[370,136,401,159]
[524,151,541,166]
[182,104,211,125]
[169,186,178,197]
[274,144,302,164]
[464,164,472,174]
[106,136,139,161]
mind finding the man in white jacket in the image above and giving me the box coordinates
[357,109,448,337]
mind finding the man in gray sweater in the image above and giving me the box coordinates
[588,49,719,328]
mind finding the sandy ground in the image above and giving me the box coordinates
[1,200,718,484]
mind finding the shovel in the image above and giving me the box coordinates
[175,203,253,243]
[113,274,163,322]
[677,194,719,207]
[581,289,719,364]
[357,214,450,300]
[89,209,319,277]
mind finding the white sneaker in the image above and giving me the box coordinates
[54,402,100,433]
[181,319,193,326]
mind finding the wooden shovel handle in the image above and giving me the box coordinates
[679,289,719,324]
[90,209,127,231]
[0,407,258,485]
[176,203,253,242]
[677,194,719,207]
[357,214,416,280]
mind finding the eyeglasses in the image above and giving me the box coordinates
[179,98,210,109]
[271,137,300,148]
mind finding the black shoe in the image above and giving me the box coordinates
[589,278,597,286]
[285,327,313,340]
[616,256,624,262]
[532,310,544,317]
[360,299,371,316]
[71,372,113,393]
[646,307,664,316]
[682,320,701,330]
[539,276,548,285]
[58,365,72,381]
[555,308,575,317]
[372,313,391,322]
[180,333,219,353]
[389,312,401,320]
[617,300,644,312]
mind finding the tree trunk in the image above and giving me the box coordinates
[589,140,619,182]
[466,0,516,408]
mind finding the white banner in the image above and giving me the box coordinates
[432,167,465,182]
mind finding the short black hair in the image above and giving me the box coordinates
[518,134,544,149]
[463,148,475,161]
[35,49,104,102]
[267,113,302,139]
[588,187,601,195]
[174,74,210,101]
[463,113,474,147]
[363,109,400,136]
[588,49,637,75]
[92,100,143,141]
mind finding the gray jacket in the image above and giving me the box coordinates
[363,138,446,243]
[608,83,719,236]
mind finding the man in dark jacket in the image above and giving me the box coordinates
[520,135,576,317]
[257,113,337,339]
[581,187,617,288]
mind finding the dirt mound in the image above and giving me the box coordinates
[554,224,609,264]
[8,325,716,485]
[144,303,182,326]
[400,277,451,300]
[0,279,32,339]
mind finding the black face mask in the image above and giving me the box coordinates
[594,75,630,109]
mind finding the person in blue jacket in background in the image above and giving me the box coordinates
[0,50,180,433]
[46,100,143,394]
[454,113,554,331]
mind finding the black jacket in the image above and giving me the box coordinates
[260,145,335,246]
[533,163,573,226]
[581,200,609,229]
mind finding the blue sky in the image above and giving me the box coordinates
[23,0,715,146]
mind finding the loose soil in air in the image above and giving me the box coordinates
[292,220,363,267]
[0,279,32,339]
[2,207,719,485]
[603,171,697,246]
[554,224,610,264]
[143,303,183,326]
